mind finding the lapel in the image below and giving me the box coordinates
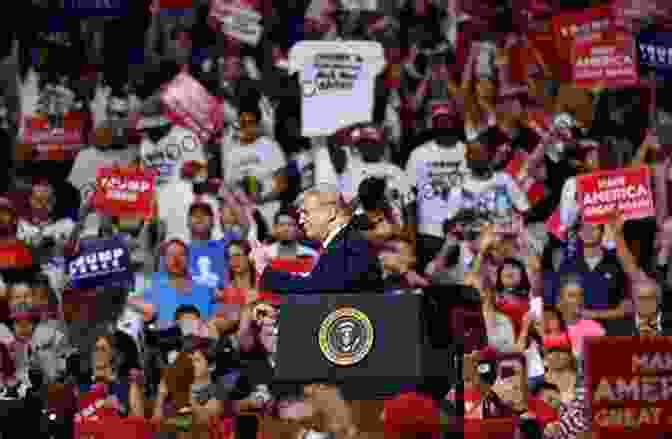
[323,223,350,254]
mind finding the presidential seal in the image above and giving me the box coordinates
[318,307,374,366]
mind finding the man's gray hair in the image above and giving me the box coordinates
[295,183,351,211]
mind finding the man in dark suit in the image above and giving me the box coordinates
[256,184,383,294]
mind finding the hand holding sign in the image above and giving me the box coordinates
[577,166,654,225]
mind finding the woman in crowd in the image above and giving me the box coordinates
[144,239,218,324]
[216,240,259,322]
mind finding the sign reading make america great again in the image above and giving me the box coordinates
[66,238,132,290]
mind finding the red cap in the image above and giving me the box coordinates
[479,346,499,361]
[257,291,285,306]
[543,334,573,351]
[351,126,383,143]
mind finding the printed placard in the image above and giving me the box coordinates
[551,6,613,81]
[210,0,263,46]
[577,166,654,224]
[93,167,157,219]
[585,336,672,438]
[22,112,86,161]
[572,33,638,89]
[637,31,672,80]
[66,237,132,290]
[160,72,224,143]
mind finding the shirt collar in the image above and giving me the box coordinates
[322,222,348,250]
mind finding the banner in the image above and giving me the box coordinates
[585,336,672,438]
[22,112,86,161]
[0,242,33,270]
[209,0,263,46]
[66,237,132,290]
[93,167,156,219]
[160,72,224,143]
[572,32,638,89]
[63,0,129,16]
[637,31,672,81]
[577,166,654,224]
[551,6,613,81]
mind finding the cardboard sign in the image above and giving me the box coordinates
[552,6,613,81]
[577,166,654,225]
[160,72,224,143]
[22,112,86,161]
[585,336,672,438]
[0,242,33,270]
[638,31,672,81]
[209,0,263,46]
[572,32,638,89]
[66,237,132,290]
[93,167,156,219]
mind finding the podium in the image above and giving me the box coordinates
[273,293,455,400]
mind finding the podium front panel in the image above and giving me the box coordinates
[274,293,437,399]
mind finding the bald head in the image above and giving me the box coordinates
[298,184,351,241]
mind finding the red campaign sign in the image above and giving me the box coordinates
[93,167,157,219]
[0,241,33,270]
[585,336,672,439]
[572,33,638,89]
[577,166,654,225]
[22,112,86,161]
[160,72,224,143]
[551,6,613,81]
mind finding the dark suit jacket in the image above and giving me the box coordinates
[260,222,383,294]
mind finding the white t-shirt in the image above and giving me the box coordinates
[157,180,223,243]
[345,160,415,224]
[221,134,287,227]
[445,171,530,230]
[313,144,359,199]
[140,125,206,187]
[289,40,386,137]
[406,140,468,238]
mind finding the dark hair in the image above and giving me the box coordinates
[228,240,257,286]
[175,305,201,321]
[495,258,531,292]
[358,176,389,212]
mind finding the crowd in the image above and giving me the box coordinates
[0,0,670,438]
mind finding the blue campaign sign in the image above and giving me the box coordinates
[63,0,129,17]
[637,31,672,80]
[67,237,133,290]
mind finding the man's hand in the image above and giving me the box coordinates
[302,384,356,436]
